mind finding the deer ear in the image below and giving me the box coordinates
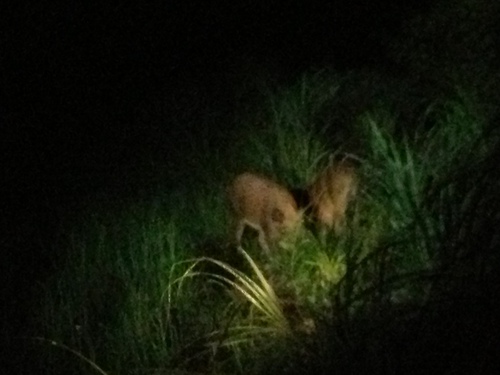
[271,208,285,223]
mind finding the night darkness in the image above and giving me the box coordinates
[3,0,500,374]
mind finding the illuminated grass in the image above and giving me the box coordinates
[229,70,340,185]
[32,69,500,374]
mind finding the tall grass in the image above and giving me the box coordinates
[262,92,499,375]
[37,203,182,373]
[229,70,341,185]
[32,69,500,374]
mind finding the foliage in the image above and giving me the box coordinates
[32,65,500,375]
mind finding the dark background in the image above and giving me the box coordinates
[2,0,432,365]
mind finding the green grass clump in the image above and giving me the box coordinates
[229,70,340,185]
